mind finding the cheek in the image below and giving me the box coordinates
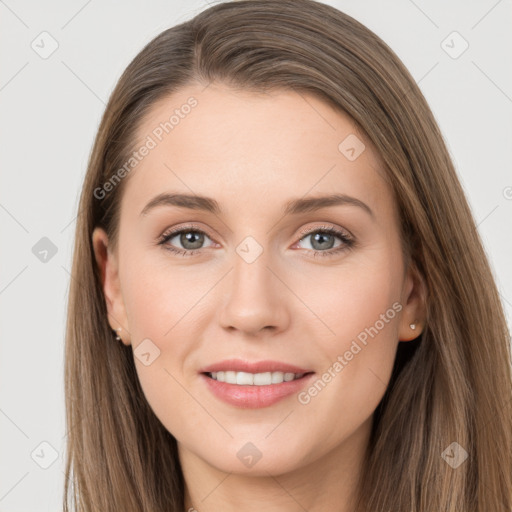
[120,255,204,433]
[118,251,210,401]
[299,246,402,345]
[119,248,207,341]
[294,249,402,424]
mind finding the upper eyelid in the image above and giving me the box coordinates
[297,224,352,238]
[160,223,347,236]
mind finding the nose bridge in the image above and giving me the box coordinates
[218,235,289,334]
[232,242,271,293]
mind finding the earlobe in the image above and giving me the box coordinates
[91,227,131,345]
[398,262,427,342]
[400,320,421,342]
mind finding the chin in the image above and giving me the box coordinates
[191,436,315,477]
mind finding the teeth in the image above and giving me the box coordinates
[210,371,305,385]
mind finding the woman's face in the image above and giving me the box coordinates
[93,83,423,476]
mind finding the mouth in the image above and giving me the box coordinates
[199,360,316,408]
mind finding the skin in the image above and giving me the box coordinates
[92,83,426,512]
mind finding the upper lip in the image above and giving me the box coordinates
[199,359,314,374]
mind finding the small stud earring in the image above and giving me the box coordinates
[115,328,122,341]
[409,323,417,330]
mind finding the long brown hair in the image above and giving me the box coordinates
[63,1,512,510]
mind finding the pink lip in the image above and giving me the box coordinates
[199,358,313,374]
[200,373,315,408]
[198,359,315,409]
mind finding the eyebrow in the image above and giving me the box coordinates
[139,192,374,219]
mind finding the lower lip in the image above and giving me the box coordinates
[200,373,315,408]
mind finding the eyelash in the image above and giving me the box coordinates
[156,224,355,258]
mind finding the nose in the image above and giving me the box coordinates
[217,248,291,337]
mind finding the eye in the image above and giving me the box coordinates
[157,224,355,258]
[157,225,215,256]
[294,226,355,258]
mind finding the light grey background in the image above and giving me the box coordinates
[1,0,511,510]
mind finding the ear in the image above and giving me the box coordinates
[398,261,427,342]
[91,227,131,345]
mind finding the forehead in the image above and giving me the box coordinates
[120,82,393,222]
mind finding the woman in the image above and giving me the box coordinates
[63,1,512,510]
